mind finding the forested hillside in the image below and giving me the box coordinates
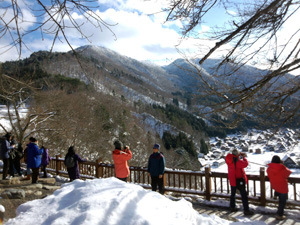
[1,45,299,170]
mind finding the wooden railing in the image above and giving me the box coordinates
[45,155,300,208]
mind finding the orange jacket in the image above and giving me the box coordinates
[112,149,132,179]
[225,153,248,186]
[267,163,291,194]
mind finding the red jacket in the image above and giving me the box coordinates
[267,163,291,194]
[225,153,248,186]
[112,149,132,179]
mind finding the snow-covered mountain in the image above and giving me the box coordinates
[163,58,299,94]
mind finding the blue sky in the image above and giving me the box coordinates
[0,0,222,65]
[1,0,299,71]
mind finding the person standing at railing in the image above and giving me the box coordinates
[41,146,51,178]
[225,149,254,216]
[64,146,86,182]
[267,155,291,221]
[147,143,165,195]
[112,140,132,182]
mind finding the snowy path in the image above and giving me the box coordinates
[191,201,300,224]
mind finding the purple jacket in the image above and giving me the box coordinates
[64,153,85,180]
[41,148,51,166]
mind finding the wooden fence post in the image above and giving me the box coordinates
[205,166,212,201]
[56,154,61,175]
[163,173,167,188]
[95,157,103,178]
[259,167,266,206]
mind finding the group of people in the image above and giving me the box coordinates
[1,133,293,220]
[112,142,292,221]
[0,133,51,183]
[226,149,292,220]
[112,140,165,194]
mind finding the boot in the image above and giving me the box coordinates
[23,174,31,180]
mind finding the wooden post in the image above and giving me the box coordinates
[95,157,103,178]
[205,166,212,201]
[163,173,167,194]
[259,167,266,206]
[55,154,61,175]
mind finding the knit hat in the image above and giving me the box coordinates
[153,143,160,150]
[232,149,239,156]
[114,140,123,150]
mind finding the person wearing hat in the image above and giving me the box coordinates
[225,149,254,215]
[112,140,132,182]
[147,143,165,194]
[267,155,291,220]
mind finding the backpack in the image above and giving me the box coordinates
[65,155,75,168]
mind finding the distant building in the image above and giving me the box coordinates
[282,155,299,169]
[255,148,264,154]
[211,159,225,168]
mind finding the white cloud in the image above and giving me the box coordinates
[0,7,36,31]
[0,0,211,65]
[226,10,237,16]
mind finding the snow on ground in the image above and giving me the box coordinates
[4,178,266,225]
[0,105,28,133]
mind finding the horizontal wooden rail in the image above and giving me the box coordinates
[33,155,300,208]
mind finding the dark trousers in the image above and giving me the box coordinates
[151,176,164,194]
[230,186,249,211]
[41,165,48,178]
[9,158,15,177]
[2,158,9,179]
[31,168,39,184]
[13,159,22,176]
[117,177,128,182]
[275,191,287,216]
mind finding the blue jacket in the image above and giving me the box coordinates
[1,139,14,159]
[27,142,43,168]
[147,152,165,176]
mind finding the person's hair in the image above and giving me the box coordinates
[29,137,35,142]
[30,137,37,143]
[5,132,12,140]
[271,155,281,164]
[68,146,75,155]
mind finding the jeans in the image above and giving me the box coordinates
[27,166,31,175]
[275,191,287,216]
[230,185,249,211]
[151,176,164,194]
